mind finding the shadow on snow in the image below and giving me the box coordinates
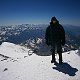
[52,62,78,76]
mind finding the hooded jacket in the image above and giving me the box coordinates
[45,17,65,46]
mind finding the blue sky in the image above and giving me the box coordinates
[0,0,80,26]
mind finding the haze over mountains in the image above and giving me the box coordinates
[0,24,80,52]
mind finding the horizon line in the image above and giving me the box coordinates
[0,23,80,27]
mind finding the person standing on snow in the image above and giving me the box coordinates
[45,16,65,64]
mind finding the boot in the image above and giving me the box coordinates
[58,52,62,64]
[51,52,56,63]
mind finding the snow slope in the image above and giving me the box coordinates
[0,42,30,59]
[0,42,80,80]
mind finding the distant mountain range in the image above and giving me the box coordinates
[0,24,80,51]
[64,25,80,44]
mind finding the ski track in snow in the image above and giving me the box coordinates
[0,42,80,80]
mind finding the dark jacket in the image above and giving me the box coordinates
[45,21,65,46]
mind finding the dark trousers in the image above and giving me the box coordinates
[51,42,62,63]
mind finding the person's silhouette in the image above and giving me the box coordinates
[45,16,65,64]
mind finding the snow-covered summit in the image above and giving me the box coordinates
[0,42,29,59]
[0,42,80,80]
